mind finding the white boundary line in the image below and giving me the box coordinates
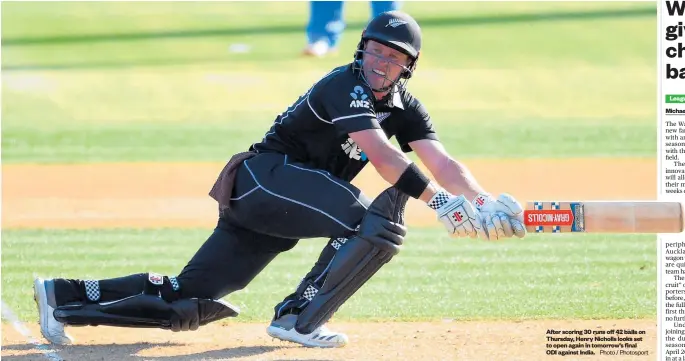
[1,300,64,361]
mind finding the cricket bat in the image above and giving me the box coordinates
[523,201,685,233]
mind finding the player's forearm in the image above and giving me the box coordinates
[371,148,439,203]
[433,157,487,201]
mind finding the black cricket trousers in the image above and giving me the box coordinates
[54,152,373,319]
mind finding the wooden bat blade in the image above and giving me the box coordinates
[523,201,684,234]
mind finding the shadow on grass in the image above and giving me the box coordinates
[3,7,654,46]
[2,6,654,71]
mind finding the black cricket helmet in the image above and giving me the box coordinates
[353,10,422,93]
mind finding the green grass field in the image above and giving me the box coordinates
[1,2,658,324]
[2,1,656,162]
[2,229,655,322]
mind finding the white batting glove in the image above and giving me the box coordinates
[428,190,488,240]
[473,193,526,240]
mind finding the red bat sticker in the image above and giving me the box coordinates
[523,210,574,226]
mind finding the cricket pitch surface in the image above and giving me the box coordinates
[2,158,658,360]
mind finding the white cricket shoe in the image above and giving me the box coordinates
[33,278,73,345]
[267,313,348,348]
[302,40,331,58]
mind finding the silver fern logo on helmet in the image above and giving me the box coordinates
[385,19,408,28]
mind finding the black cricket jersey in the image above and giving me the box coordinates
[250,63,439,182]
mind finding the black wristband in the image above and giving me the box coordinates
[395,163,431,199]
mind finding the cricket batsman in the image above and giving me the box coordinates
[34,10,527,348]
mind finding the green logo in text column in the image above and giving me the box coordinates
[666,95,685,103]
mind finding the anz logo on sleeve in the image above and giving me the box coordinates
[349,86,371,109]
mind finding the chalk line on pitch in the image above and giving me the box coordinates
[1,300,64,361]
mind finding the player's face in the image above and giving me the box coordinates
[362,40,410,93]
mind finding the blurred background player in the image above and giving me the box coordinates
[303,0,402,57]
